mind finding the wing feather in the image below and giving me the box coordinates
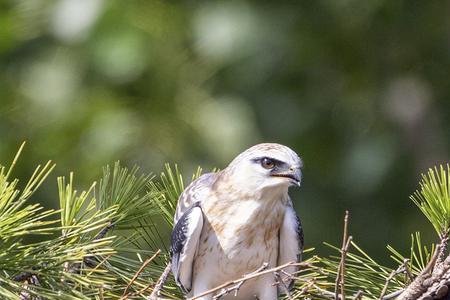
[170,202,203,293]
[278,199,304,291]
[171,173,218,293]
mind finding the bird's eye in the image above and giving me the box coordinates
[261,158,275,169]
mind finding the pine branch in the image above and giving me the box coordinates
[411,164,450,237]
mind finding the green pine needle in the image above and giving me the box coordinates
[316,241,403,298]
[411,164,450,237]
[97,161,156,227]
[387,232,434,275]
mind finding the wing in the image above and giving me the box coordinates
[278,198,304,291]
[174,172,217,223]
[170,202,204,293]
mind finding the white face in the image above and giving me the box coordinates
[227,143,303,192]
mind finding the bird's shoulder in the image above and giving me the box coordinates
[174,172,219,223]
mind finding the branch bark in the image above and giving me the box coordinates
[397,234,450,300]
[121,249,161,299]
[147,261,172,300]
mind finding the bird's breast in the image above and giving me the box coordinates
[202,196,286,275]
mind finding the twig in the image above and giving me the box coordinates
[297,280,315,296]
[213,263,269,299]
[312,283,337,298]
[291,276,334,298]
[121,249,161,298]
[381,289,404,299]
[335,211,351,300]
[273,271,293,299]
[126,280,155,299]
[403,259,414,282]
[69,254,113,292]
[379,260,408,299]
[147,261,172,300]
[188,261,309,300]
[86,254,113,275]
[273,270,294,300]
[352,290,363,300]
[281,269,294,280]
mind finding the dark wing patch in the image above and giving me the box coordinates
[296,214,304,262]
[170,202,200,256]
[170,202,203,293]
[278,202,304,293]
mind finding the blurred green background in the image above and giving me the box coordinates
[0,1,449,263]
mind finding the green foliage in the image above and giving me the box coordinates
[303,166,450,299]
[0,147,178,299]
[97,162,155,227]
[300,235,434,299]
[58,173,108,237]
[147,164,203,227]
[388,232,434,275]
[302,242,401,299]
[0,144,57,240]
[147,164,185,228]
[411,164,450,237]
[0,147,117,298]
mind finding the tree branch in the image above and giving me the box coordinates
[352,290,363,300]
[274,270,293,299]
[379,259,409,299]
[147,261,172,300]
[121,249,161,299]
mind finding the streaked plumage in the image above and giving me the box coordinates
[170,143,304,300]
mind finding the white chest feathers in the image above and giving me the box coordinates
[198,197,286,280]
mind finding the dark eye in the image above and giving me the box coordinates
[261,158,275,169]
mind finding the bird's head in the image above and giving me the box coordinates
[225,143,303,193]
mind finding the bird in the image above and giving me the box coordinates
[170,143,304,300]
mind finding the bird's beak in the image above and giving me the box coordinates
[271,167,302,187]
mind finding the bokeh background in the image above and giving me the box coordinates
[1,1,449,264]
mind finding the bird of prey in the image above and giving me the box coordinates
[170,143,304,300]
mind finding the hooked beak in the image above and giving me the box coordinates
[271,167,302,187]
